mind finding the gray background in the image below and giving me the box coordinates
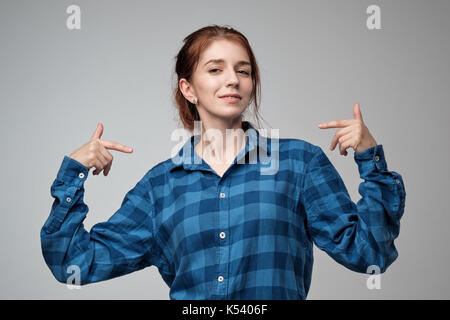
[0,0,448,299]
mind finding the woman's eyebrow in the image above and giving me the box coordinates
[203,59,251,67]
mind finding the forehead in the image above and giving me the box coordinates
[199,39,250,64]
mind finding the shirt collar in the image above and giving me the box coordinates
[168,121,270,173]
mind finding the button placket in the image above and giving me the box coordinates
[216,180,230,297]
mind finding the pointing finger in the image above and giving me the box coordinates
[101,140,134,153]
[318,119,354,129]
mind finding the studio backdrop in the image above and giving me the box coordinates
[0,0,448,299]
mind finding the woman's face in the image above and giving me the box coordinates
[180,39,253,124]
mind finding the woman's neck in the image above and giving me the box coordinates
[194,119,247,165]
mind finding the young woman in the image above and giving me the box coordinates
[41,25,406,300]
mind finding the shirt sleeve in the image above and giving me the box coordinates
[301,144,406,274]
[40,155,162,285]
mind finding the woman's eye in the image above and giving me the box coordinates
[209,69,250,75]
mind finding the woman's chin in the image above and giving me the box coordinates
[202,104,246,121]
[216,111,244,121]
[220,105,245,114]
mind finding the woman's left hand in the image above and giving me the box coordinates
[317,103,378,156]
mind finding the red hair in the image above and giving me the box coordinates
[172,24,266,132]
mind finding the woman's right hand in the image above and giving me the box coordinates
[68,123,134,176]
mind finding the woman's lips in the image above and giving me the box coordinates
[220,96,241,103]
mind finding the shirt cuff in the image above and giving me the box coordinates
[56,156,89,188]
[354,144,388,173]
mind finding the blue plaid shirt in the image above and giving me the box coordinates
[41,121,406,299]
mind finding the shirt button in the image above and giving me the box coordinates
[218,276,224,282]
[374,155,380,162]
[220,232,226,239]
[396,179,401,184]
[66,197,72,203]
[220,192,226,198]
[79,173,85,179]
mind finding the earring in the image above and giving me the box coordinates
[192,98,197,105]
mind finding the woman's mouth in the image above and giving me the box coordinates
[220,96,241,103]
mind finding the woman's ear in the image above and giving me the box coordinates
[179,78,197,104]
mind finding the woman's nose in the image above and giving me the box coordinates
[225,68,239,86]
